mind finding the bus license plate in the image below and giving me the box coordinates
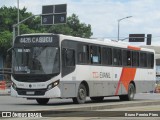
[26,91,35,95]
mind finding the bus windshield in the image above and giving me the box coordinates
[13,47,60,75]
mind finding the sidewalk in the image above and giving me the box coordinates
[0,88,10,96]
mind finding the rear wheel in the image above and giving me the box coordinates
[119,83,135,101]
[36,98,49,105]
[72,84,87,104]
[90,97,104,102]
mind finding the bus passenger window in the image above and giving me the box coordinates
[140,52,147,67]
[147,53,154,68]
[122,50,131,66]
[132,51,139,67]
[101,47,112,65]
[78,45,89,64]
[90,46,101,64]
[113,48,122,66]
[63,48,75,67]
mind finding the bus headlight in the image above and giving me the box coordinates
[12,82,17,90]
[47,80,59,91]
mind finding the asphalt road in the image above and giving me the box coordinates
[1,95,119,111]
[1,93,160,120]
[0,93,160,111]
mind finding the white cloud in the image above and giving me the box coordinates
[1,0,160,44]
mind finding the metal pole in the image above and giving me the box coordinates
[117,16,132,41]
[13,25,16,45]
[12,14,41,44]
[17,0,20,35]
[12,13,53,44]
[118,21,120,41]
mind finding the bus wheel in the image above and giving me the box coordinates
[72,84,87,104]
[119,83,135,101]
[36,98,49,105]
[90,97,104,102]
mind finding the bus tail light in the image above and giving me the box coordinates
[47,80,59,91]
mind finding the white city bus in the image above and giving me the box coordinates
[11,33,156,104]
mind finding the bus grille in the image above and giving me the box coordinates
[16,88,46,96]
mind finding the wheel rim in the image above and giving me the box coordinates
[79,88,86,100]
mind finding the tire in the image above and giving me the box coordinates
[36,98,49,105]
[119,83,135,101]
[72,84,87,104]
[90,97,104,102]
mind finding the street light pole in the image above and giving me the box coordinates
[17,0,20,35]
[12,13,56,45]
[117,16,132,41]
[13,14,41,45]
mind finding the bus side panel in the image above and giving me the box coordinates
[114,67,140,96]
[76,65,125,97]
[60,65,119,98]
[112,67,125,95]
[60,65,130,98]
[60,81,80,97]
[60,66,80,98]
[135,68,155,93]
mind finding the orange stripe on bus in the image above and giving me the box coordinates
[115,68,136,95]
[128,46,141,51]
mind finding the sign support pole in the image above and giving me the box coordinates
[12,14,41,44]
[13,4,67,44]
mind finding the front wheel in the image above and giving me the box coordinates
[72,84,87,104]
[36,98,49,105]
[119,83,135,101]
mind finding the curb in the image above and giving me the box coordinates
[26,100,160,117]
[28,100,160,111]
[49,100,160,111]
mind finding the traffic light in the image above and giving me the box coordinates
[146,34,152,45]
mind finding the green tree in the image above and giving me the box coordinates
[0,6,34,54]
[0,31,12,53]
[48,14,93,38]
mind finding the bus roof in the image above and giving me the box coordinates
[59,34,155,53]
[18,33,155,53]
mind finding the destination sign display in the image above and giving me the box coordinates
[19,36,53,44]
[14,35,59,46]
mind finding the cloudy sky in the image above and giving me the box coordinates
[1,0,160,45]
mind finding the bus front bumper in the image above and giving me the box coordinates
[10,86,61,98]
